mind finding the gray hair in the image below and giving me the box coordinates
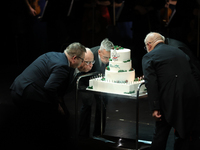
[144,32,165,44]
[99,38,114,52]
[64,42,86,57]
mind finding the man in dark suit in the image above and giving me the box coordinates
[10,42,86,148]
[142,32,200,150]
[165,38,200,88]
[70,48,95,88]
[77,48,95,73]
[79,38,114,138]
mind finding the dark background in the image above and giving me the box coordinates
[1,0,200,149]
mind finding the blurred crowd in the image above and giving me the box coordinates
[4,0,200,66]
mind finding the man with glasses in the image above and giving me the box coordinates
[69,48,95,88]
[77,48,95,73]
[142,32,200,149]
[90,38,113,73]
[10,42,86,148]
[79,38,114,138]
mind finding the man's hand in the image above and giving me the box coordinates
[58,103,65,115]
[152,110,162,121]
[29,7,37,16]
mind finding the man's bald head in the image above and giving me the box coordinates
[85,48,94,61]
[144,32,165,52]
[77,48,94,72]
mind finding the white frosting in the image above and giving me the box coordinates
[106,48,134,82]
[105,69,135,83]
[111,48,130,62]
[89,78,146,95]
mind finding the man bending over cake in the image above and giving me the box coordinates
[10,43,86,148]
[77,48,95,73]
[79,38,114,138]
[71,48,95,87]
[142,32,200,150]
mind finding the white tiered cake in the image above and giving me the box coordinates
[88,46,146,96]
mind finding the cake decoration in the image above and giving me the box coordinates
[88,86,93,89]
[124,90,135,94]
[106,66,110,70]
[113,80,129,83]
[123,59,131,63]
[110,64,120,69]
[118,70,127,72]
[113,45,123,50]
[134,77,144,81]
[101,77,105,81]
[112,49,120,61]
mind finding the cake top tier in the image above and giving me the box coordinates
[110,47,131,62]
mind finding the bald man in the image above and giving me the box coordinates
[69,48,95,89]
[142,32,200,149]
[77,48,95,73]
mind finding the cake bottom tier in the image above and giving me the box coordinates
[88,78,146,96]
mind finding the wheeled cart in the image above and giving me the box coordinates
[75,72,150,150]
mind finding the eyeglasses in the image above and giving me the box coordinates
[144,42,152,50]
[77,56,84,62]
[102,56,110,60]
[84,60,95,65]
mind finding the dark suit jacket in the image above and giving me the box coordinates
[10,52,74,103]
[142,43,200,138]
[166,38,200,87]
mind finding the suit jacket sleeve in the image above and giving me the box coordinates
[44,65,70,101]
[142,54,160,111]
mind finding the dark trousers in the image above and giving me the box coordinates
[150,115,200,150]
[10,85,70,148]
[149,116,172,150]
[79,91,108,137]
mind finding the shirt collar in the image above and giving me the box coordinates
[75,68,80,74]
[98,54,103,67]
[63,52,70,67]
